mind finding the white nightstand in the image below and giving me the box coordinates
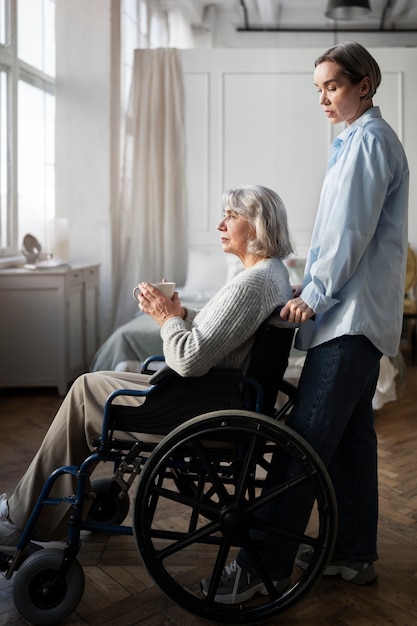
[0,264,100,395]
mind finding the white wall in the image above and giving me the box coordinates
[56,0,117,338]
[181,48,329,258]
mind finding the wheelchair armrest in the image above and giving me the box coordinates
[149,365,179,385]
[141,355,166,375]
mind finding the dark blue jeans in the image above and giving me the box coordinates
[238,335,382,578]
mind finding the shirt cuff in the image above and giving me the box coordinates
[301,282,340,314]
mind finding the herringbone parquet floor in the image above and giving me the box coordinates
[0,363,416,626]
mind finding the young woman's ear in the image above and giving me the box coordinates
[360,76,371,99]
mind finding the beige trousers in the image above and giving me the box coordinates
[8,370,154,540]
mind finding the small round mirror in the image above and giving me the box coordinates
[22,233,42,263]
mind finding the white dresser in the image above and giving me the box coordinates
[0,264,100,395]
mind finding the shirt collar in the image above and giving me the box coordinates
[336,106,381,143]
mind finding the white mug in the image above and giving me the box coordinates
[133,281,176,301]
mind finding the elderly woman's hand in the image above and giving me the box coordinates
[136,282,185,326]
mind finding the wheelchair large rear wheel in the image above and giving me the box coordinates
[133,410,337,625]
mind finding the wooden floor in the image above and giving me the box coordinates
[0,363,416,626]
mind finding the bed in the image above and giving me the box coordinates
[90,249,401,410]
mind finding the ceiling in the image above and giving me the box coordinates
[171,0,417,32]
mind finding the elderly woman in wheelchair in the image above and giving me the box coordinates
[0,184,336,625]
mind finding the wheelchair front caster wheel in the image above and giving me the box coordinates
[13,548,85,625]
[86,477,130,525]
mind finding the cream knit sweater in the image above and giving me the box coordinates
[160,257,293,377]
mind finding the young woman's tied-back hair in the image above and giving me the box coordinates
[315,41,381,100]
[223,184,294,259]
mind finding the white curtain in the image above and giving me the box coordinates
[112,48,188,330]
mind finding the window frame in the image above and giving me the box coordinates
[0,0,55,258]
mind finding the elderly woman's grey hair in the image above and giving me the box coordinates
[223,184,294,259]
[315,41,381,100]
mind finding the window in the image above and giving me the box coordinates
[0,68,7,248]
[121,0,191,112]
[0,0,55,258]
[122,0,149,112]
[0,0,6,45]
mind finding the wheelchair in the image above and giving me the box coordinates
[0,312,337,625]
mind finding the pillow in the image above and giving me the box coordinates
[179,248,228,301]
[284,257,306,286]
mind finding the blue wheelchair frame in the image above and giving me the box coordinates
[1,311,337,625]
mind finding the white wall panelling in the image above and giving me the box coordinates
[181,48,417,258]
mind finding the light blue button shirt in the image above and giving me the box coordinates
[296,107,409,357]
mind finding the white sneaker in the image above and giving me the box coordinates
[201,559,290,604]
[295,545,377,585]
[0,493,21,547]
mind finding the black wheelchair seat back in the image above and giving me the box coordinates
[108,310,295,436]
[108,367,245,435]
[244,320,295,417]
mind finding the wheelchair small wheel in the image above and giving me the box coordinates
[86,477,130,525]
[133,409,337,625]
[13,548,85,625]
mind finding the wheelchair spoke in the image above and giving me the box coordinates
[248,471,309,513]
[190,439,235,505]
[153,518,222,561]
[249,516,319,548]
[233,432,264,504]
[150,482,221,520]
[240,534,282,599]
[202,536,234,604]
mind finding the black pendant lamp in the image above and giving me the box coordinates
[325,0,371,20]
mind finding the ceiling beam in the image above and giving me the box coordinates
[236,26,417,31]
[237,0,417,32]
